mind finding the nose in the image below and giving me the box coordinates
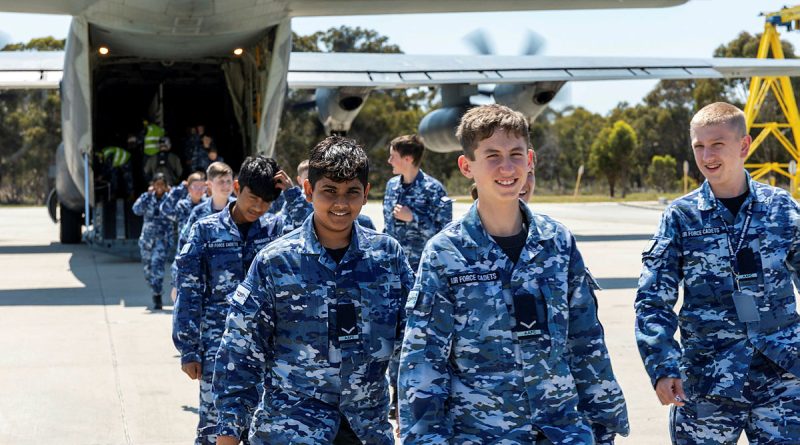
[499,156,515,174]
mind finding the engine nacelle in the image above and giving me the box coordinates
[417,106,470,153]
[315,87,371,135]
[492,81,566,121]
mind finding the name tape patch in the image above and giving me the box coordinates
[232,284,251,305]
[207,241,242,249]
[448,272,499,286]
[180,243,192,255]
[681,227,723,238]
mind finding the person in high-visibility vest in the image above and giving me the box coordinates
[143,120,165,157]
[98,145,134,199]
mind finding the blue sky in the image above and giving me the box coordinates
[2,0,800,114]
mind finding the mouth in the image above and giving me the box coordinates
[704,163,721,172]
[519,187,529,197]
[330,210,350,217]
[495,178,518,187]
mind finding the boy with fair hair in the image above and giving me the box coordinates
[398,104,629,444]
[213,136,413,445]
[635,102,800,443]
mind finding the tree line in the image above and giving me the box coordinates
[0,30,795,203]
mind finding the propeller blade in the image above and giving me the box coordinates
[522,30,545,56]
[464,29,494,55]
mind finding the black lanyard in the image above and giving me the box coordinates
[719,201,753,287]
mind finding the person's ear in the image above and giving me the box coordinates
[233,180,240,195]
[303,179,313,203]
[739,134,752,159]
[363,183,371,205]
[458,155,473,179]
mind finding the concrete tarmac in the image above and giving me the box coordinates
[0,202,744,444]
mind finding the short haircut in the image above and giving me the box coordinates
[151,172,167,186]
[297,159,310,178]
[690,102,747,138]
[456,104,530,160]
[187,171,205,184]
[307,136,369,189]
[390,134,425,166]
[238,155,282,202]
[206,161,233,181]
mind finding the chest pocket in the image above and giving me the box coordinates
[681,233,726,275]
[206,245,242,298]
[516,275,568,357]
[453,279,514,373]
[365,274,402,362]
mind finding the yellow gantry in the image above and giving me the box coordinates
[745,6,800,196]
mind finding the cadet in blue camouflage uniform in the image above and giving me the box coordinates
[635,102,800,444]
[178,162,236,250]
[398,105,629,444]
[161,172,207,302]
[383,134,452,270]
[132,173,173,310]
[173,156,290,445]
[213,136,414,445]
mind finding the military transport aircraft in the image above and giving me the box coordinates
[0,0,798,254]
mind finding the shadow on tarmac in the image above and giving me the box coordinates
[596,277,640,290]
[0,241,161,308]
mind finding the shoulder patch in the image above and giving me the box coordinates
[585,268,602,291]
[440,196,453,203]
[231,284,251,305]
[180,243,192,255]
[405,290,419,311]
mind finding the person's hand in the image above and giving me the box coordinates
[181,362,202,380]
[393,205,413,222]
[273,170,293,191]
[216,435,239,445]
[182,180,188,187]
[655,377,686,406]
[147,185,154,193]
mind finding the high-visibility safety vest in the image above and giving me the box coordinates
[143,124,165,156]
[102,146,131,168]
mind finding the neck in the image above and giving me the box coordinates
[191,196,202,204]
[711,174,748,199]
[477,199,523,237]
[402,167,420,184]
[313,216,352,249]
[211,195,228,210]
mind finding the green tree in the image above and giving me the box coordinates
[647,154,678,192]
[589,120,638,197]
[549,107,605,191]
[0,37,63,204]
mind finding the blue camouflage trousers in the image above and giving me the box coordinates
[196,332,222,445]
[671,352,800,444]
[138,236,171,295]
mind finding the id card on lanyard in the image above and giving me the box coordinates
[719,202,760,323]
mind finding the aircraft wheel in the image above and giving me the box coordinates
[60,203,82,244]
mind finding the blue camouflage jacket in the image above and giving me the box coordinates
[276,186,376,231]
[212,216,414,442]
[173,202,284,365]
[132,191,172,240]
[398,202,629,444]
[635,174,800,400]
[178,196,235,252]
[383,170,452,268]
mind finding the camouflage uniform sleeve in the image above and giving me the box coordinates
[565,236,629,443]
[213,255,274,439]
[784,198,800,274]
[398,248,454,444]
[383,188,394,235]
[357,214,376,230]
[132,192,148,216]
[634,210,683,387]
[411,183,451,237]
[172,223,205,364]
[430,184,453,234]
[388,243,416,387]
[160,183,186,222]
[278,186,312,232]
[179,211,199,250]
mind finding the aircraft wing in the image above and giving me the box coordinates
[0,51,64,89]
[287,53,800,89]
[0,0,687,16]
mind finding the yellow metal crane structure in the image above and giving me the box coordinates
[744,5,800,195]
